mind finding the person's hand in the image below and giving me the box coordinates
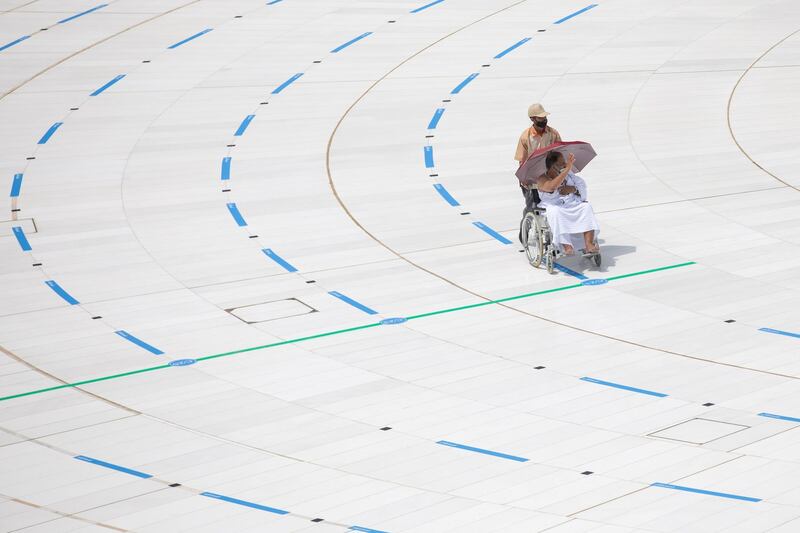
[565,152,575,170]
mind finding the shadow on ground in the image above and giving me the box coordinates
[556,242,637,277]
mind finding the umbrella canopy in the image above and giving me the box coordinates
[515,141,597,187]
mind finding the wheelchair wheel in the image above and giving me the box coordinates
[545,251,555,274]
[522,213,542,267]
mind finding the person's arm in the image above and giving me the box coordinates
[558,174,585,197]
[558,184,577,196]
[551,127,562,144]
[573,174,587,200]
[514,131,528,165]
[538,153,575,192]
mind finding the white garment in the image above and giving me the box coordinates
[538,172,599,251]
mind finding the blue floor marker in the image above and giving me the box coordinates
[554,263,588,280]
[226,203,247,227]
[167,28,213,49]
[115,330,164,355]
[494,37,532,59]
[554,4,598,24]
[651,483,761,503]
[221,157,232,180]
[58,4,108,24]
[581,278,607,286]
[437,441,529,462]
[410,0,444,13]
[451,73,479,94]
[272,73,303,94]
[350,527,390,533]
[758,327,800,339]
[201,492,289,514]
[473,222,512,244]
[581,377,668,397]
[759,412,800,423]
[10,173,23,197]
[424,146,435,168]
[427,108,445,129]
[331,32,373,53]
[329,291,378,315]
[0,36,30,52]
[262,248,298,272]
[234,115,255,136]
[38,122,63,144]
[90,74,125,96]
[12,227,32,251]
[266,0,284,3]
[45,280,79,305]
[75,456,152,478]
[433,184,460,206]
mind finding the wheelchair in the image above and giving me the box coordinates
[518,187,601,273]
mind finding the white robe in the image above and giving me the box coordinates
[538,172,599,251]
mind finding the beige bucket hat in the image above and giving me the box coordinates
[528,103,550,118]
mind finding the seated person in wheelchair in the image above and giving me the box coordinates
[536,151,600,255]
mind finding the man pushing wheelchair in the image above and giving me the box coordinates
[515,103,601,270]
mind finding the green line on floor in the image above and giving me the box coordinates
[1,365,171,401]
[0,261,695,402]
[406,283,585,320]
[606,261,695,281]
[196,323,383,362]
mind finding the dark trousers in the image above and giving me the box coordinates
[521,186,540,212]
[518,186,541,244]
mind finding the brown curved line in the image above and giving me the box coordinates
[325,0,527,297]
[5,495,128,531]
[727,27,800,192]
[0,2,204,408]
[0,0,202,100]
[1,0,41,14]
[1,8,795,516]
[0,344,139,413]
[325,5,799,381]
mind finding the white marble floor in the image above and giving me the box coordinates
[1,0,799,531]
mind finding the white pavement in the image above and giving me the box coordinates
[1,1,799,532]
